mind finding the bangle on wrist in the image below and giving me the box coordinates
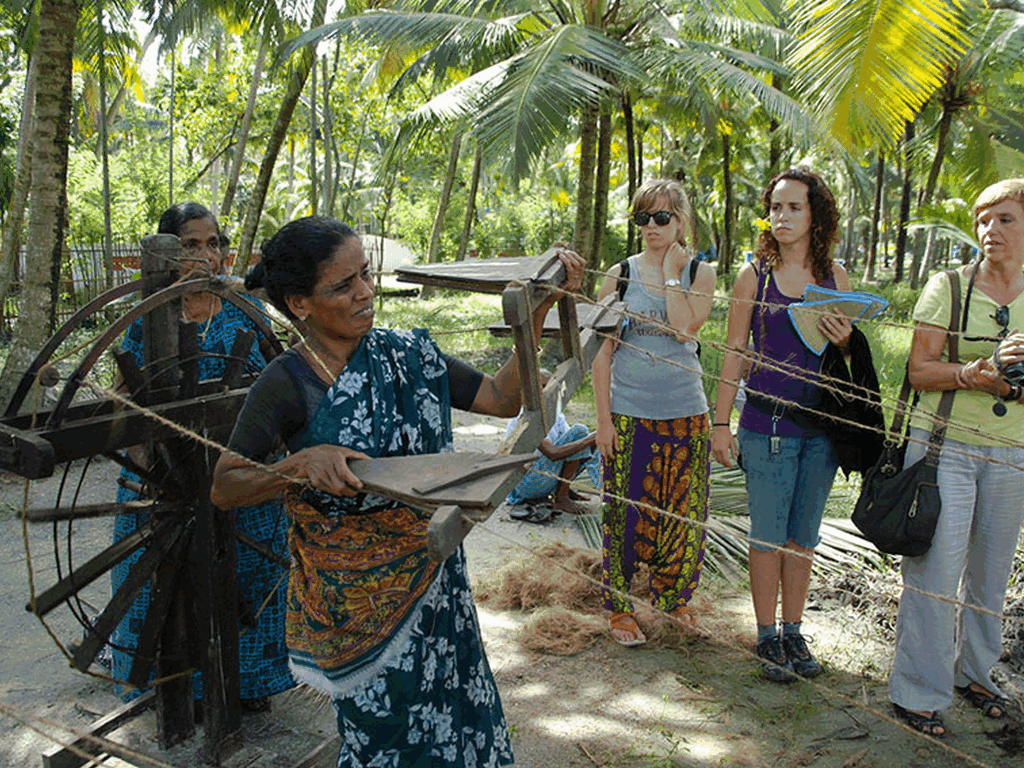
[1000,382,1023,402]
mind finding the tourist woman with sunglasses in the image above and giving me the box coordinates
[889,179,1024,737]
[712,168,850,682]
[592,178,716,646]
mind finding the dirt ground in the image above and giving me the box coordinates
[1,409,1023,768]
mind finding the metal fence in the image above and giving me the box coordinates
[2,242,143,335]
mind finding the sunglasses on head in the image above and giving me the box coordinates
[993,305,1010,337]
[633,210,675,227]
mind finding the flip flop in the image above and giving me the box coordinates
[509,503,556,523]
[609,612,647,647]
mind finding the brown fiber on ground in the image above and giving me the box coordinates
[476,543,728,654]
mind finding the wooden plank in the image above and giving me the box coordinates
[294,735,342,768]
[394,254,562,294]
[0,421,55,479]
[487,300,618,338]
[347,452,534,509]
[41,690,156,768]
[426,505,472,562]
[178,322,200,401]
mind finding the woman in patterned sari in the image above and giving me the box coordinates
[592,178,716,646]
[110,202,292,711]
[210,216,585,767]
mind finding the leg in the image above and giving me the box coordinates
[602,414,640,632]
[643,414,710,614]
[779,542,813,624]
[749,547,783,627]
[890,431,978,716]
[551,458,590,514]
[955,440,1024,704]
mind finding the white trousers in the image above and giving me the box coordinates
[889,429,1024,713]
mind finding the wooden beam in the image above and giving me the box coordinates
[41,691,156,768]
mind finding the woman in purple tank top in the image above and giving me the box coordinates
[711,168,852,682]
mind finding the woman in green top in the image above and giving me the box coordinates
[889,178,1024,737]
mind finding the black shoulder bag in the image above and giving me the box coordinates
[851,270,961,557]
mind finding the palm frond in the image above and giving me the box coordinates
[787,0,969,149]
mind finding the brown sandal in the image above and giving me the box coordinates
[671,605,697,626]
[609,612,647,647]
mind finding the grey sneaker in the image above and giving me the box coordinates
[782,632,822,678]
[756,635,794,683]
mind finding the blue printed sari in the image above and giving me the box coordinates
[283,328,513,768]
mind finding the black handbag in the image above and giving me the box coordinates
[851,270,960,557]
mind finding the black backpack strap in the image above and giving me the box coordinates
[616,258,630,302]
[689,257,699,286]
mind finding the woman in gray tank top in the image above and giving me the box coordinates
[592,178,716,646]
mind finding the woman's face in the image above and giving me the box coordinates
[178,217,222,278]
[769,179,812,249]
[977,199,1024,267]
[289,237,375,343]
[637,194,682,250]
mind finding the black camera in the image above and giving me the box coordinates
[1001,359,1024,387]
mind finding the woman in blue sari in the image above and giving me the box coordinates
[211,216,585,767]
[110,202,292,711]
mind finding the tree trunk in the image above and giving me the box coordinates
[308,61,318,216]
[234,0,326,275]
[844,184,857,271]
[575,103,599,293]
[0,52,38,309]
[894,120,915,283]
[769,72,783,177]
[420,130,463,299]
[220,36,268,223]
[321,56,335,217]
[455,141,482,262]
[721,131,734,275]
[0,0,78,412]
[914,104,954,287]
[866,151,884,282]
[169,45,175,206]
[591,106,613,285]
[99,10,113,293]
[342,111,369,222]
[623,90,637,257]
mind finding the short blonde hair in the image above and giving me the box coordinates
[974,178,1024,238]
[630,178,693,248]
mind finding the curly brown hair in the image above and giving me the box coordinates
[753,167,839,284]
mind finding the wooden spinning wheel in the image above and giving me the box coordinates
[0,240,618,766]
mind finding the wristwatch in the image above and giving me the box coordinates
[664,278,682,288]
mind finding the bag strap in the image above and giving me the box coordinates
[616,258,630,302]
[886,269,960,461]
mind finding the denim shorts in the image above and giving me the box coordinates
[737,427,838,551]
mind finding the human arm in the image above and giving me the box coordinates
[663,245,715,341]
[538,431,596,461]
[210,354,369,509]
[469,247,586,417]
[592,336,618,461]
[711,263,757,467]
[908,322,1024,399]
[595,262,624,302]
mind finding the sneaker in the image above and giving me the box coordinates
[782,632,822,678]
[756,635,794,683]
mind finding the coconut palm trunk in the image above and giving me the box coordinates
[0,0,78,412]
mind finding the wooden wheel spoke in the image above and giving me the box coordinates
[29,516,181,617]
[127,520,195,690]
[20,499,177,524]
[234,529,289,569]
[73,519,189,673]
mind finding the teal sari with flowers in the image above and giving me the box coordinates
[283,328,513,768]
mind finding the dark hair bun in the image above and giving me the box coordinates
[244,260,266,290]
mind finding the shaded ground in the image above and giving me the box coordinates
[0,410,1021,767]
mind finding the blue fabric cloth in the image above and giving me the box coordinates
[110,297,293,702]
[505,415,600,505]
[270,329,512,768]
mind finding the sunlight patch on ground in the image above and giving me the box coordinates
[476,606,524,631]
[453,422,505,436]
[506,682,551,700]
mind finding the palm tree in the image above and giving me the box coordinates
[0,0,78,412]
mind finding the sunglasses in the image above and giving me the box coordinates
[633,210,675,227]
[993,305,1010,337]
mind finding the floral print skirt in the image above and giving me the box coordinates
[322,548,513,768]
[601,412,710,614]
